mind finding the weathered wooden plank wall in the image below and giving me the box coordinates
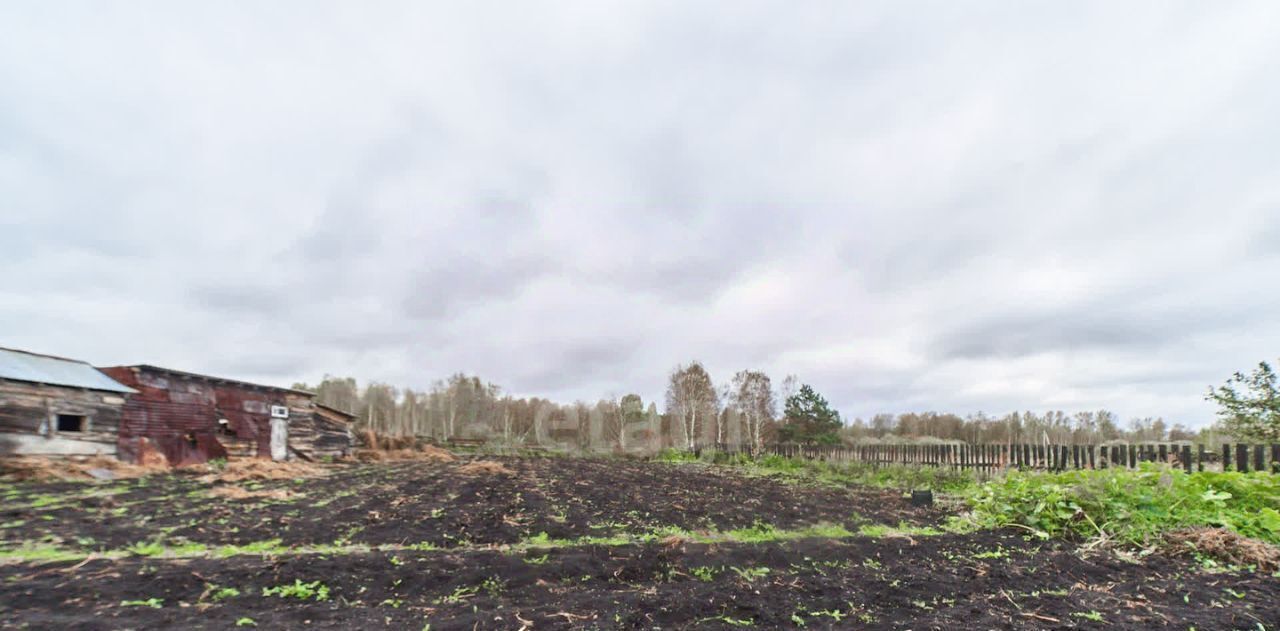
[0,379,125,457]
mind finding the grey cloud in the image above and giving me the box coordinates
[401,253,558,320]
[204,353,311,381]
[189,284,291,316]
[937,315,1173,360]
[513,339,640,394]
[3,2,1280,426]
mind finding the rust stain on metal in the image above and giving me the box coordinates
[98,365,312,467]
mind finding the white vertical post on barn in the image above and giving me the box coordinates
[270,404,290,461]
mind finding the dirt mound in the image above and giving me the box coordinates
[208,485,298,501]
[352,444,456,463]
[457,460,513,475]
[0,456,168,482]
[1166,527,1280,571]
[197,459,324,483]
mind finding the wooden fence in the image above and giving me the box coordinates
[703,442,1280,475]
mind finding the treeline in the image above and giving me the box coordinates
[293,362,796,451]
[846,410,1212,446]
[293,361,1224,450]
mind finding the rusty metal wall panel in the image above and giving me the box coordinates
[101,366,296,464]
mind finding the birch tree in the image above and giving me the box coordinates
[665,361,719,450]
[533,400,555,446]
[730,370,774,450]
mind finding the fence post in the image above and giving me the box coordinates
[1273,444,1280,474]
[1198,444,1205,472]
[1223,444,1232,471]
[1254,444,1265,473]
[1237,444,1249,473]
[1181,445,1192,474]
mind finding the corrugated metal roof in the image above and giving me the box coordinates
[0,347,137,394]
[105,364,314,397]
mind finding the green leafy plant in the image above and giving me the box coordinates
[125,541,166,557]
[961,466,1280,547]
[263,579,330,601]
[435,585,479,604]
[729,566,770,582]
[690,566,718,581]
[481,576,505,597]
[121,598,163,609]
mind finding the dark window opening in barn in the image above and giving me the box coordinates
[56,414,86,432]
[217,419,236,437]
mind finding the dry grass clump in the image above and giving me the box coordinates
[359,429,422,451]
[208,485,297,501]
[351,442,456,464]
[457,460,513,476]
[1166,527,1280,571]
[197,459,324,483]
[0,455,168,482]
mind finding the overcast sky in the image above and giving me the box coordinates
[3,2,1279,426]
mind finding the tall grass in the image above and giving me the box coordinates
[658,448,978,493]
[961,465,1280,546]
[663,448,1280,548]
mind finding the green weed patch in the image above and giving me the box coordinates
[960,466,1280,547]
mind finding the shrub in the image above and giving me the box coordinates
[962,465,1280,547]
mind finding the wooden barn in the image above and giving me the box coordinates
[0,347,137,458]
[97,364,336,466]
[299,404,357,459]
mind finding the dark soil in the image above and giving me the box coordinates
[1,457,943,551]
[3,532,1277,629]
[2,457,1278,629]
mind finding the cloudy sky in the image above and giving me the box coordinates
[3,2,1278,426]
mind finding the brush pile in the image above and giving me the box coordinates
[0,455,168,482]
[350,429,457,463]
[197,459,325,483]
[1166,527,1280,571]
[457,460,513,475]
